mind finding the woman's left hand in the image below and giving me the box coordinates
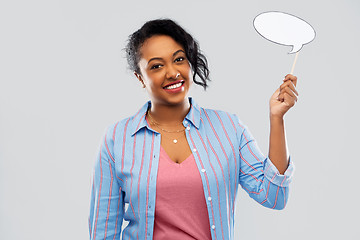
[269,74,298,119]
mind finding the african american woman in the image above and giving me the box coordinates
[89,19,297,240]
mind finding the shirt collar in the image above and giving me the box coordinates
[130,97,201,136]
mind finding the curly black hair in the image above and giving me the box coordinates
[125,18,210,90]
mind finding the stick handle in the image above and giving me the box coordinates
[290,52,299,75]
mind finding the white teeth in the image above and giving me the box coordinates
[165,82,182,89]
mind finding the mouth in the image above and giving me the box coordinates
[163,80,185,90]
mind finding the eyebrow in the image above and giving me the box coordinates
[147,49,185,64]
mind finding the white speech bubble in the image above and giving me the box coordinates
[253,11,316,54]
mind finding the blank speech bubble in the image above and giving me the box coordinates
[253,11,316,54]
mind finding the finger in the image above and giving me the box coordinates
[284,74,297,87]
[275,87,284,101]
[283,92,297,107]
[278,87,298,103]
[277,91,285,102]
[284,74,297,81]
[278,95,284,102]
[281,87,298,101]
[283,75,297,86]
[272,88,280,99]
[280,81,298,96]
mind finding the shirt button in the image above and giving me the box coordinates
[193,148,197,152]
[211,225,215,230]
[186,126,190,130]
[201,169,206,173]
[208,197,212,201]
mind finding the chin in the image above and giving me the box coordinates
[163,93,189,105]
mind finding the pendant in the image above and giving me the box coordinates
[173,139,178,143]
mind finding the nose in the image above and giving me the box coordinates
[165,65,180,80]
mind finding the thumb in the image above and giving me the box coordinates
[271,88,280,100]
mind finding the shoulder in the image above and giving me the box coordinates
[110,106,149,138]
[200,106,230,119]
[106,117,133,139]
[199,107,246,131]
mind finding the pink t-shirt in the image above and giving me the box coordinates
[153,145,212,240]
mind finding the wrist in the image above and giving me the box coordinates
[270,114,284,123]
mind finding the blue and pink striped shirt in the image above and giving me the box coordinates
[89,97,294,240]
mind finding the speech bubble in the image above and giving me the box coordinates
[253,11,316,54]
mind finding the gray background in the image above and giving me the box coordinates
[1,0,359,239]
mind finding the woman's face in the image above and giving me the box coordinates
[136,35,193,106]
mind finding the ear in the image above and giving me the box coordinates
[134,72,146,88]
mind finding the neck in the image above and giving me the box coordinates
[148,98,191,126]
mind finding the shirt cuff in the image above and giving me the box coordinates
[263,156,294,187]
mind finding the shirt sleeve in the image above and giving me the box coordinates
[89,123,125,239]
[234,114,294,210]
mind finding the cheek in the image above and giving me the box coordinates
[186,67,193,82]
[146,72,164,87]
[180,64,192,79]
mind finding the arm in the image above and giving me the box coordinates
[236,74,297,209]
[89,124,124,240]
[268,74,298,174]
[237,123,294,210]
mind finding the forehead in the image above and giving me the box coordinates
[140,35,184,60]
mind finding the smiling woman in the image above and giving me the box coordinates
[89,19,297,240]
[135,35,193,108]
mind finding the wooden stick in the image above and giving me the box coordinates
[290,51,299,74]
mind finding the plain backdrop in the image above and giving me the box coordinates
[1,0,359,239]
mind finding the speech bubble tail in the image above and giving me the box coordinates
[289,44,303,54]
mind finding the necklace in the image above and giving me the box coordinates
[147,111,185,144]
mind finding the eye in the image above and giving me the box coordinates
[174,57,185,62]
[150,64,162,70]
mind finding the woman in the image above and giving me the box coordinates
[89,19,297,240]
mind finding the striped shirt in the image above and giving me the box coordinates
[89,97,294,240]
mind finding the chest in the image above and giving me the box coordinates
[160,132,193,164]
[114,125,240,213]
